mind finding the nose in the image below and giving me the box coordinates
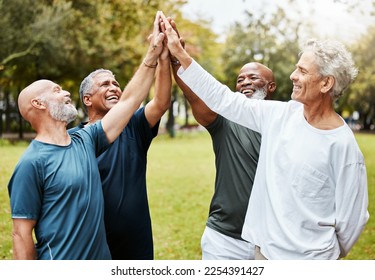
[290,69,297,81]
[109,83,120,93]
[243,77,253,85]
[63,90,71,97]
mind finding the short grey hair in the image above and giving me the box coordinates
[79,69,114,112]
[301,39,358,101]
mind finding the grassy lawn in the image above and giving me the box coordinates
[0,131,373,260]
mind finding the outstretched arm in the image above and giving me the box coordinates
[102,11,165,143]
[144,33,172,128]
[160,12,258,131]
[168,19,217,127]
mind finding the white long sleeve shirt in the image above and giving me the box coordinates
[178,60,369,259]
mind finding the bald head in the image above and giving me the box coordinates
[236,62,276,100]
[18,79,77,127]
[18,79,56,121]
[242,62,275,82]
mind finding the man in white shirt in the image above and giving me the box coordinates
[160,13,369,260]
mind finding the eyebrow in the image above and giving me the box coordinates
[296,64,308,72]
[237,73,259,79]
[99,79,120,86]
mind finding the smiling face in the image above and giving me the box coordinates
[290,51,325,105]
[84,72,122,117]
[235,62,275,100]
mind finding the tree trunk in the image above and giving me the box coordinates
[166,86,178,138]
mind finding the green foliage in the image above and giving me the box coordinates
[349,25,375,129]
[0,142,29,259]
[220,2,302,99]
[0,0,219,129]
[0,132,374,260]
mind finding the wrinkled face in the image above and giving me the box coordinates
[87,72,122,114]
[48,98,77,124]
[41,82,77,124]
[235,63,270,99]
[290,51,324,105]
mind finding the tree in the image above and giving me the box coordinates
[219,1,309,101]
[349,25,375,130]
[0,0,74,136]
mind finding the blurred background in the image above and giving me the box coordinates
[0,0,374,140]
[1,0,374,260]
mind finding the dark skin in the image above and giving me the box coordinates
[165,17,276,127]
[172,60,276,127]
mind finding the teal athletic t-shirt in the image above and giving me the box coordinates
[68,107,159,260]
[8,121,111,260]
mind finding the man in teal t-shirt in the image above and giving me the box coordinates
[9,122,111,259]
[7,12,166,259]
[68,64,170,260]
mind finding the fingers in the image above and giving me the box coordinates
[148,11,164,53]
[147,34,153,43]
[180,37,185,49]
[169,19,180,38]
[160,12,173,32]
[159,11,185,59]
[159,21,166,33]
[153,11,161,37]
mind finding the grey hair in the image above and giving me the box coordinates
[301,39,358,101]
[79,69,114,112]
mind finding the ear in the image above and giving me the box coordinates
[31,98,47,110]
[83,95,92,108]
[266,82,277,100]
[267,81,276,93]
[321,76,335,94]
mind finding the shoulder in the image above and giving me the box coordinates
[71,121,104,139]
[67,122,87,135]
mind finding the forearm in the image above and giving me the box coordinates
[336,163,369,258]
[172,63,216,126]
[162,13,251,128]
[102,11,165,143]
[12,226,37,260]
[171,48,193,72]
[144,58,172,127]
[177,60,256,130]
[123,55,158,105]
[155,58,172,111]
[102,60,157,143]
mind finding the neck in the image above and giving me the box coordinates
[87,112,105,125]
[303,103,343,130]
[34,121,71,146]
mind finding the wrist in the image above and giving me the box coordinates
[143,57,158,68]
[171,59,181,67]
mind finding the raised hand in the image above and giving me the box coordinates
[143,11,165,67]
[159,12,184,58]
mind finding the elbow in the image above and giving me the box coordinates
[157,97,171,113]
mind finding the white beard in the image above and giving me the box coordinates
[250,88,267,100]
[48,101,78,124]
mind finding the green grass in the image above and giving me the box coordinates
[0,131,374,259]
[0,139,30,259]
